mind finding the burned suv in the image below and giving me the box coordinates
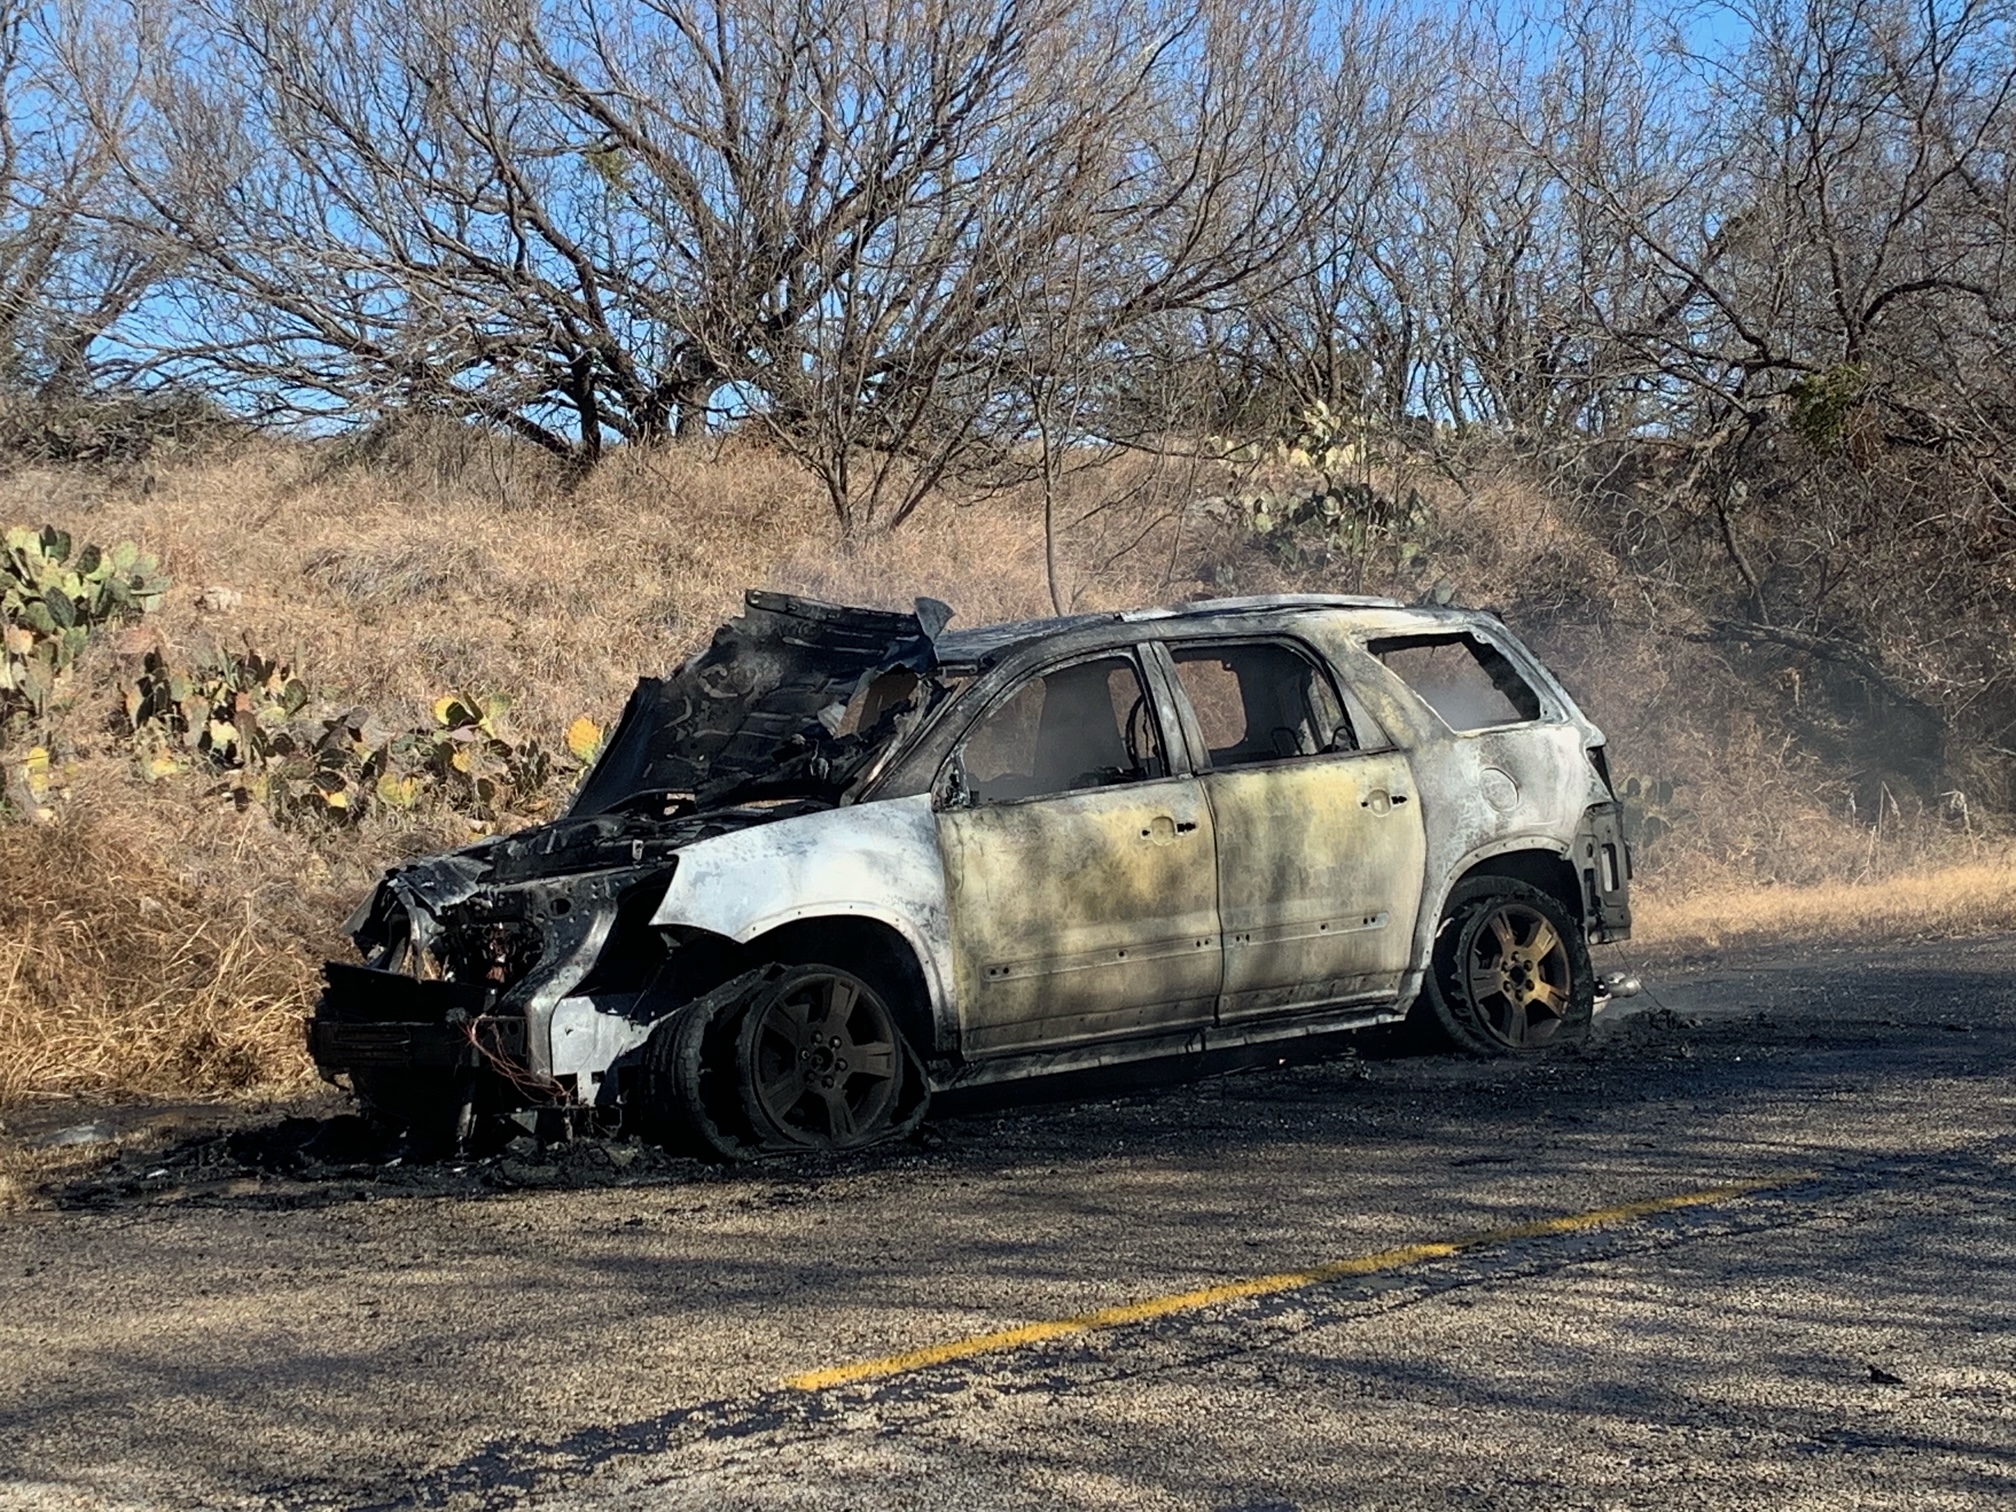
[310,591,1631,1155]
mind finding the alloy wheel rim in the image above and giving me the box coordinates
[744,971,900,1148]
[1463,902,1573,1048]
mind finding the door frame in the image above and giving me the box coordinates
[1141,634,1428,1019]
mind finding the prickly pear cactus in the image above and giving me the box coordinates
[122,645,378,823]
[123,645,312,772]
[121,647,592,831]
[2,523,167,735]
[422,691,559,823]
[2,525,166,707]
[1619,774,1692,847]
[1193,405,1431,576]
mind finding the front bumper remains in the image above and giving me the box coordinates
[307,963,526,1080]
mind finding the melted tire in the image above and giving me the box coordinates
[1423,876,1594,1057]
[641,963,930,1160]
[641,968,776,1161]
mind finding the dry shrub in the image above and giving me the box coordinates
[1420,471,1626,621]
[0,435,830,749]
[0,769,336,1104]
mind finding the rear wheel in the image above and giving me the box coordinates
[1423,877,1593,1056]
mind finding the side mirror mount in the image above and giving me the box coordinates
[934,753,972,811]
[1330,722,1359,754]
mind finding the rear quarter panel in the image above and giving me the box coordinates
[1296,612,1610,995]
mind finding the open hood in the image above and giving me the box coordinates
[567,590,955,817]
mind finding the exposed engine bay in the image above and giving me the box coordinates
[310,591,955,1149]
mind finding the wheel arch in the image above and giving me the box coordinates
[646,793,954,1052]
[1446,845,1583,925]
[741,914,945,1060]
[1412,847,1597,1057]
[1409,838,1585,978]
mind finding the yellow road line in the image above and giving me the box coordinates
[786,1180,1778,1392]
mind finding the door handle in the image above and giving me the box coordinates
[1142,816,1201,843]
[1362,789,1410,814]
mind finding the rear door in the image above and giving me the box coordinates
[1155,637,1427,1022]
[935,649,1222,1056]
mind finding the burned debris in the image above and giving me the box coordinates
[312,591,956,1153]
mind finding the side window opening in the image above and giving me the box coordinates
[1168,641,1350,770]
[1367,632,1544,731]
[958,655,1164,804]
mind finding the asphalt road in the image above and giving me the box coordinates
[3,935,2014,1511]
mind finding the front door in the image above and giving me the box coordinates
[1160,639,1428,1022]
[936,651,1222,1056]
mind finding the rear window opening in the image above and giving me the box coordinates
[1367,632,1544,731]
[1167,640,1351,768]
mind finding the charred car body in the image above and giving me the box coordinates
[310,590,1632,1154]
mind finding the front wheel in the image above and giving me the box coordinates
[735,967,910,1151]
[642,963,928,1158]
[1422,877,1594,1056]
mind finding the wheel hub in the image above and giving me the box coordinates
[1500,952,1542,1002]
[1463,901,1575,1049]
[802,1041,843,1076]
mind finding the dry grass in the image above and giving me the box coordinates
[4,435,1200,753]
[0,433,1209,1110]
[1,431,2008,1110]
[1632,852,2016,958]
[5,437,828,748]
[0,1136,106,1212]
[0,1142,29,1209]
[0,764,334,1104]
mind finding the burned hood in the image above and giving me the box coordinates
[344,796,835,947]
[568,590,954,818]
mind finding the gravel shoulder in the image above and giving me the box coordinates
[2,935,2013,1510]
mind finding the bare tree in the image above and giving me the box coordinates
[68,0,1417,530]
[989,0,1409,604]
[1,0,165,404]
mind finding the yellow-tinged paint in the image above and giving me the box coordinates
[1207,749,1428,1021]
[938,775,1222,1055]
[785,1181,1781,1392]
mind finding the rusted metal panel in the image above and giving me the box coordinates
[1206,750,1428,1021]
[936,777,1220,1056]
